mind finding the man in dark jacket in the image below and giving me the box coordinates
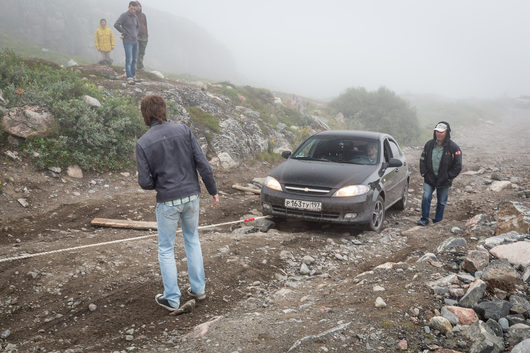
[114,1,139,83]
[136,95,219,313]
[136,1,148,70]
[417,121,462,226]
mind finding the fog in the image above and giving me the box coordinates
[145,0,530,100]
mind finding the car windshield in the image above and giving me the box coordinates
[292,136,380,165]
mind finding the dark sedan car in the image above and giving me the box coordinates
[260,130,409,232]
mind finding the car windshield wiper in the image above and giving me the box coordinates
[292,156,329,161]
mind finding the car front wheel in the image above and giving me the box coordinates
[368,195,385,233]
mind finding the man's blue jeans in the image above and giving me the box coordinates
[123,42,138,78]
[420,183,449,223]
[155,198,205,308]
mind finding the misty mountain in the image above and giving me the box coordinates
[0,0,237,81]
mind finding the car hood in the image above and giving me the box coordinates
[270,159,378,188]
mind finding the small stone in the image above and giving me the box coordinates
[300,263,310,275]
[88,303,97,312]
[375,297,387,308]
[397,339,408,350]
[1,329,10,339]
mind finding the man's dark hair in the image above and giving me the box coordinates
[100,18,106,23]
[129,1,138,7]
[141,95,167,126]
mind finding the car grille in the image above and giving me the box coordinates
[271,205,340,219]
[284,184,331,196]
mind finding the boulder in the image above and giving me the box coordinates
[474,300,511,321]
[509,295,530,315]
[445,306,479,325]
[489,241,530,267]
[459,279,487,308]
[495,201,530,235]
[462,321,503,353]
[511,338,530,353]
[2,105,55,138]
[484,231,526,249]
[481,259,520,291]
[428,316,452,334]
[489,180,512,192]
[507,324,530,346]
[462,250,490,273]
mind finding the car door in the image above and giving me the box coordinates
[380,138,403,205]
[387,138,408,204]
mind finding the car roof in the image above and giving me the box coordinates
[313,130,389,140]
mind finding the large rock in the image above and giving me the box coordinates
[462,321,504,353]
[507,324,530,346]
[511,338,530,353]
[428,316,452,334]
[462,250,490,273]
[489,241,530,268]
[459,279,487,308]
[481,259,520,291]
[509,294,530,315]
[474,300,511,321]
[484,231,527,249]
[495,201,530,235]
[2,105,55,138]
[489,180,512,192]
[466,214,495,237]
[445,306,479,325]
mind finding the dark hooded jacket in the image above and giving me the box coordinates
[419,121,462,187]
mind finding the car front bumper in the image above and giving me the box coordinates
[260,187,375,224]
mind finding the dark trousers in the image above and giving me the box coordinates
[138,39,148,69]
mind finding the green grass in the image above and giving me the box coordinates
[186,106,220,133]
[0,50,145,171]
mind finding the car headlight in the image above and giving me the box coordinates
[264,176,282,191]
[332,185,370,197]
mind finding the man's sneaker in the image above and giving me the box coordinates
[127,77,135,85]
[187,287,206,301]
[155,294,178,312]
[417,218,429,226]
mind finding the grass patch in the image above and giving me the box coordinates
[0,50,145,171]
[186,106,220,133]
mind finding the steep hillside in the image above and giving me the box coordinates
[0,0,237,80]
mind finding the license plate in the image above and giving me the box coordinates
[285,199,322,211]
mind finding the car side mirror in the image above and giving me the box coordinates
[281,151,292,159]
[388,158,403,167]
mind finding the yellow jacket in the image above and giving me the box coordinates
[94,26,115,52]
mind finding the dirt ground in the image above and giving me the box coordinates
[0,107,529,352]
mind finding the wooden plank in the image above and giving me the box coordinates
[232,184,261,195]
[90,218,158,230]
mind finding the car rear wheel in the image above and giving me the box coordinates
[368,195,385,233]
[394,181,408,210]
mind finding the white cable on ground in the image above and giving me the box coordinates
[0,216,270,263]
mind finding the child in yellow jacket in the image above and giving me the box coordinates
[94,19,115,65]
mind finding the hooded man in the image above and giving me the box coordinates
[94,19,115,65]
[417,121,462,226]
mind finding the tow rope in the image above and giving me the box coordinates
[0,216,269,263]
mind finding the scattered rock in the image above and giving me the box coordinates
[374,297,386,308]
[67,165,84,179]
[2,105,56,138]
